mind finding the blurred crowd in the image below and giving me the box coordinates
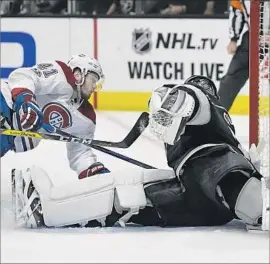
[0,0,229,16]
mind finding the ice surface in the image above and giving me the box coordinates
[1,112,269,263]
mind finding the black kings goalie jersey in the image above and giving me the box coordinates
[165,83,243,171]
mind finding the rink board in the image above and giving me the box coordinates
[1,17,269,115]
[91,92,269,116]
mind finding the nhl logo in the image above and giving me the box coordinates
[132,28,152,55]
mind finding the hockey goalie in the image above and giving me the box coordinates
[11,75,269,231]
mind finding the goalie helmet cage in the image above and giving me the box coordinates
[249,0,270,176]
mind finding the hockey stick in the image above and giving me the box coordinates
[91,145,156,169]
[0,128,93,146]
[0,125,156,169]
[51,126,156,169]
[0,112,149,148]
[0,112,149,149]
[47,125,156,169]
[91,112,149,148]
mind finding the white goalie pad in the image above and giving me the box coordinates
[261,177,269,231]
[113,169,175,226]
[30,166,115,227]
[235,177,263,226]
[25,167,176,228]
[12,168,42,228]
[236,176,269,232]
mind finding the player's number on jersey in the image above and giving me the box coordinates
[32,63,58,78]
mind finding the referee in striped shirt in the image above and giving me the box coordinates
[218,0,250,111]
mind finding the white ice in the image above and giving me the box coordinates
[1,112,269,263]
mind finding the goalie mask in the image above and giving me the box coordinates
[68,54,105,103]
[184,75,219,100]
[149,84,195,145]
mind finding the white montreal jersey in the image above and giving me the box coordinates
[1,60,97,175]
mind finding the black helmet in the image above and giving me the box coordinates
[184,75,220,100]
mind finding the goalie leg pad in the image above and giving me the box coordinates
[113,169,175,226]
[113,169,175,209]
[11,168,44,228]
[30,166,115,227]
[235,177,263,226]
[261,177,269,231]
[17,167,176,228]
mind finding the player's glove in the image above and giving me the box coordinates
[12,89,44,131]
[78,162,110,179]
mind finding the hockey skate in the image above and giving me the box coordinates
[11,168,44,228]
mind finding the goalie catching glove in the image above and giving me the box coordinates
[149,85,195,145]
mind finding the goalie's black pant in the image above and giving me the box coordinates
[218,31,249,111]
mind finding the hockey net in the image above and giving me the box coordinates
[249,0,270,178]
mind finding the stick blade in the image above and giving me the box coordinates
[120,112,149,147]
[92,112,149,148]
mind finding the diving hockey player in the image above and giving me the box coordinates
[11,75,269,231]
[0,54,109,179]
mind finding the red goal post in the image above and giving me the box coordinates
[249,0,270,176]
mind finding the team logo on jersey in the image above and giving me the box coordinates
[132,28,152,55]
[43,103,72,129]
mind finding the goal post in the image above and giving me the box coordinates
[249,0,270,176]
